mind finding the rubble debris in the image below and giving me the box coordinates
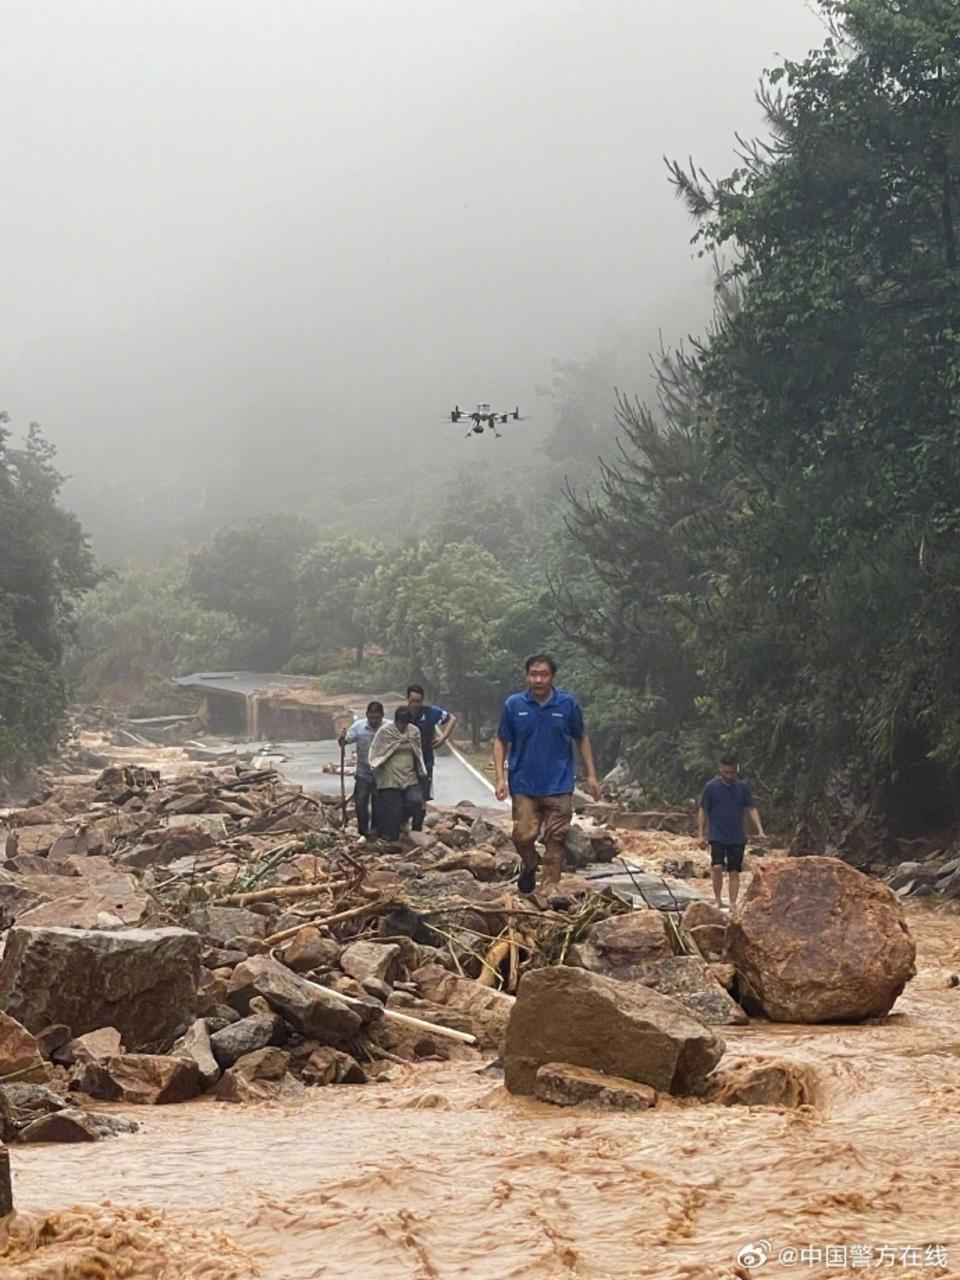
[0,746,922,1153]
[726,857,917,1022]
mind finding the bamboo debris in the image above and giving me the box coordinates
[216,878,341,907]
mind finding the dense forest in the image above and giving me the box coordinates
[7,1,960,856]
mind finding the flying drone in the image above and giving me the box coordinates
[448,403,528,438]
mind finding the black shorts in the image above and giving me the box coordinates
[710,842,745,872]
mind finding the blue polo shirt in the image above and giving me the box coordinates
[497,688,584,796]
[700,776,754,844]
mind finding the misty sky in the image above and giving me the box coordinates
[1,0,824,553]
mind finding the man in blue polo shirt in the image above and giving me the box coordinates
[494,653,602,894]
[698,752,766,910]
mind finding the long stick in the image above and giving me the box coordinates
[340,739,348,826]
[302,977,478,1045]
[261,898,396,947]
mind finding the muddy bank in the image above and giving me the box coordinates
[4,901,959,1280]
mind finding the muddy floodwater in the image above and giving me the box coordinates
[4,904,960,1280]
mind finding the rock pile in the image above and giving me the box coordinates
[0,757,923,1143]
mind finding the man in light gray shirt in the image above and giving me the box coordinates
[338,700,384,836]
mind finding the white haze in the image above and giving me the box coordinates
[0,0,824,557]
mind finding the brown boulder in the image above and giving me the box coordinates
[681,901,728,961]
[214,1047,303,1103]
[53,1026,123,1066]
[504,966,723,1097]
[535,1063,657,1110]
[280,927,341,973]
[576,910,672,970]
[301,1046,366,1085]
[708,1056,819,1109]
[172,1020,221,1087]
[0,925,200,1052]
[339,940,401,986]
[0,1011,45,1082]
[726,857,916,1022]
[74,1053,201,1104]
[411,963,513,1051]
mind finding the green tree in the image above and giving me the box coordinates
[71,566,247,715]
[187,513,316,669]
[0,416,97,767]
[368,541,529,743]
[567,1,960,843]
[295,535,382,666]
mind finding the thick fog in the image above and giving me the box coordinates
[1,0,823,558]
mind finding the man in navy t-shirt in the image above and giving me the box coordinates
[494,653,602,895]
[698,753,766,911]
[407,684,456,802]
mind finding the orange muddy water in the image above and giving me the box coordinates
[4,902,960,1280]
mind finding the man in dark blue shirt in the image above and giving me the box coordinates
[494,654,602,894]
[406,685,456,802]
[698,753,766,911]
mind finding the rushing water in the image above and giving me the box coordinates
[4,904,960,1280]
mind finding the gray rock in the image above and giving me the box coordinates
[209,1014,278,1069]
[229,954,362,1044]
[0,926,200,1053]
[173,1019,221,1087]
[535,1062,657,1110]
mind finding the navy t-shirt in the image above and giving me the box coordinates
[497,688,584,796]
[700,776,754,844]
[409,704,451,770]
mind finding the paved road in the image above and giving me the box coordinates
[212,737,506,809]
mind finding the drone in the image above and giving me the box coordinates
[448,403,527,438]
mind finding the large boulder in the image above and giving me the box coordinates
[213,1047,303,1103]
[726,857,916,1022]
[504,966,724,1097]
[209,1013,279,1069]
[0,926,200,1052]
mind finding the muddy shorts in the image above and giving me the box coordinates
[710,842,745,872]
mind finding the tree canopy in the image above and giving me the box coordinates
[565,0,960,845]
[0,417,97,767]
